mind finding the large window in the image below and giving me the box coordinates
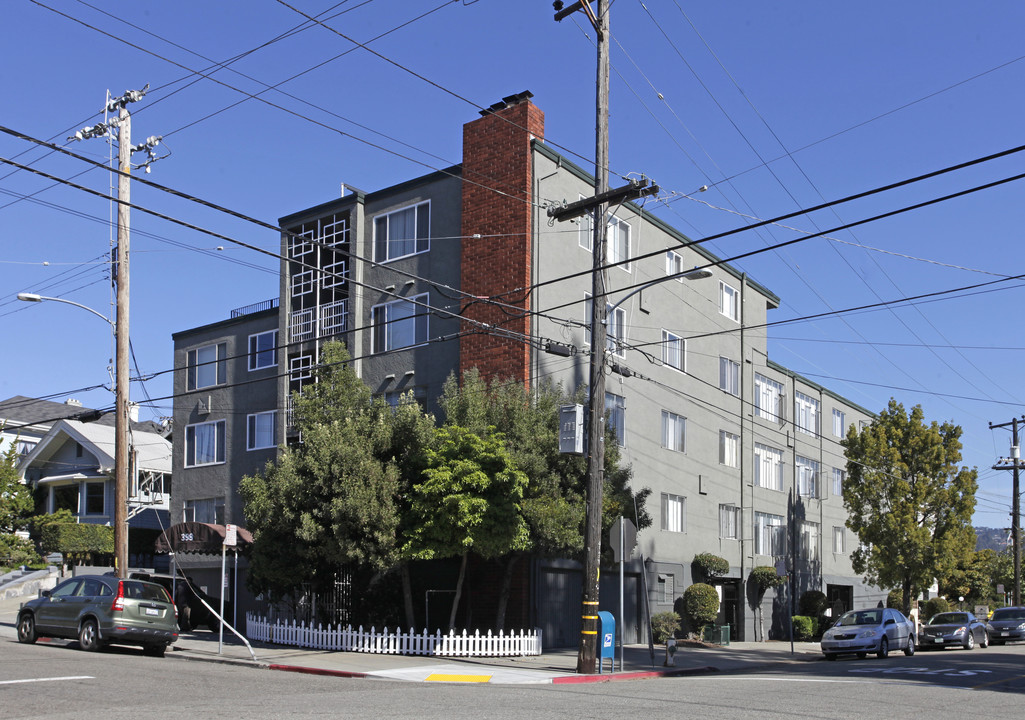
[666,249,684,279]
[719,430,739,467]
[186,342,227,391]
[374,202,430,262]
[755,512,786,556]
[661,411,686,453]
[719,281,739,322]
[580,210,632,271]
[184,497,225,525]
[661,493,686,533]
[585,295,626,357]
[248,330,277,371]
[371,294,429,353]
[754,373,784,422]
[795,391,820,436]
[797,455,819,497]
[801,521,820,562]
[832,408,846,438]
[247,411,276,451]
[720,357,740,396]
[84,482,105,516]
[719,504,739,539]
[754,443,784,491]
[185,420,226,467]
[833,467,846,497]
[833,526,846,554]
[605,392,626,447]
[662,330,685,371]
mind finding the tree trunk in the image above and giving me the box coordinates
[401,561,416,629]
[495,554,520,631]
[448,552,468,631]
[756,592,765,641]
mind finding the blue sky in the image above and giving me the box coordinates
[2,1,1024,527]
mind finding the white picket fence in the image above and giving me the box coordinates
[246,613,542,657]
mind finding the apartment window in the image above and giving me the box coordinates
[833,526,846,554]
[666,249,684,279]
[719,281,739,322]
[186,342,227,391]
[605,392,626,447]
[247,411,277,451]
[833,467,846,497]
[719,430,739,467]
[291,270,314,296]
[795,391,820,436]
[797,455,819,498]
[579,210,632,271]
[661,411,686,453]
[755,512,786,556]
[801,521,820,562]
[662,330,685,371]
[185,420,226,467]
[719,357,740,396]
[657,574,675,604]
[661,493,686,533]
[374,202,429,262]
[84,482,105,516]
[290,354,313,381]
[248,330,277,371]
[371,294,429,353]
[832,408,846,438]
[754,442,784,491]
[754,373,784,422]
[719,504,739,539]
[184,497,225,525]
[585,295,626,357]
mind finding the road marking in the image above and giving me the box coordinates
[971,672,1025,690]
[425,673,492,683]
[0,676,94,685]
[850,667,992,677]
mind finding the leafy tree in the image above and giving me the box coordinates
[683,582,720,636]
[692,552,730,583]
[402,424,530,630]
[843,400,977,615]
[940,548,1005,606]
[749,566,785,642]
[1,438,33,534]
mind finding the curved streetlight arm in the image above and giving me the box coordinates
[17,293,115,329]
[606,267,714,315]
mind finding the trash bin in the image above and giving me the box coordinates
[703,624,731,646]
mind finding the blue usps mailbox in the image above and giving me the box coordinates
[597,611,616,673]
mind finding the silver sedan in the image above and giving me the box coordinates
[821,607,916,660]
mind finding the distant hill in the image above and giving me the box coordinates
[975,527,1010,552]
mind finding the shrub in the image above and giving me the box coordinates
[0,533,41,570]
[650,611,681,644]
[799,590,828,617]
[683,583,720,635]
[886,589,904,609]
[750,566,785,592]
[792,615,817,641]
[922,596,950,621]
[692,553,729,582]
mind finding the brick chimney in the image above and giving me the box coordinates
[459,92,544,387]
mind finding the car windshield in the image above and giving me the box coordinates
[929,612,968,625]
[837,610,881,626]
[991,608,1025,621]
[122,581,171,602]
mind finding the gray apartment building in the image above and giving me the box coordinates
[172,92,882,643]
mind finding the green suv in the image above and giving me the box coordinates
[17,575,179,657]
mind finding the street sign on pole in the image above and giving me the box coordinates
[610,517,636,563]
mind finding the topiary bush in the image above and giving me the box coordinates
[650,611,682,644]
[750,565,785,592]
[799,590,828,617]
[692,552,730,582]
[792,615,817,641]
[683,583,720,636]
[922,596,950,621]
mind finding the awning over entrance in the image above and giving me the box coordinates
[154,521,254,554]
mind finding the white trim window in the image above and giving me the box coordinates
[247,411,277,451]
[833,467,846,497]
[580,210,632,272]
[666,249,685,280]
[291,270,314,297]
[185,420,226,467]
[801,521,820,562]
[662,330,685,371]
[290,354,313,381]
[797,455,819,497]
[322,259,348,290]
[661,410,686,453]
[719,281,739,322]
[248,330,277,371]
[719,357,740,396]
[374,201,430,262]
[187,342,227,391]
[289,230,313,259]
[371,294,429,353]
[719,430,739,467]
[719,504,739,539]
[832,408,846,438]
[754,442,784,491]
[585,295,626,358]
[184,497,225,525]
[661,493,686,533]
[754,373,784,422]
[605,392,626,447]
[755,512,786,556]
[833,526,846,554]
[795,391,820,436]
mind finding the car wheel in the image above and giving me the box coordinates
[904,635,915,656]
[143,644,167,658]
[980,630,989,648]
[964,631,975,651]
[17,614,37,644]
[877,637,889,659]
[78,619,101,652]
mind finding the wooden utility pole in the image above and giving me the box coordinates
[990,417,1024,606]
[114,103,131,578]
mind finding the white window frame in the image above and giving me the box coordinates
[661,410,686,453]
[719,357,740,396]
[605,392,626,447]
[187,342,227,391]
[585,294,626,358]
[291,270,314,296]
[185,419,226,467]
[322,259,348,290]
[374,201,430,262]
[754,442,784,491]
[248,330,277,372]
[833,408,846,438]
[719,281,739,322]
[661,330,685,371]
[797,455,819,498]
[719,504,739,539]
[833,467,846,497]
[719,430,739,467]
[833,526,846,554]
[754,373,784,422]
[580,209,632,272]
[247,410,277,451]
[795,391,820,436]
[290,354,313,381]
[666,249,685,280]
[801,521,820,562]
[661,492,686,533]
[289,230,314,259]
[371,293,429,353]
[755,512,786,556]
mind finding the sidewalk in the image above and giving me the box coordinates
[1,590,821,684]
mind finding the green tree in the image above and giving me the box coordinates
[749,565,785,642]
[1,438,33,534]
[843,400,978,615]
[402,424,530,630]
[940,548,1004,606]
[683,583,720,637]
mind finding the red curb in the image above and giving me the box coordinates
[551,666,719,684]
[269,664,367,679]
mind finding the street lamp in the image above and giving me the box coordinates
[17,291,129,578]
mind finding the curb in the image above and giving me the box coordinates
[269,664,367,679]
[551,665,719,684]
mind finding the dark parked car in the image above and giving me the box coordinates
[919,611,989,650]
[820,608,916,659]
[986,606,1025,644]
[17,575,178,657]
